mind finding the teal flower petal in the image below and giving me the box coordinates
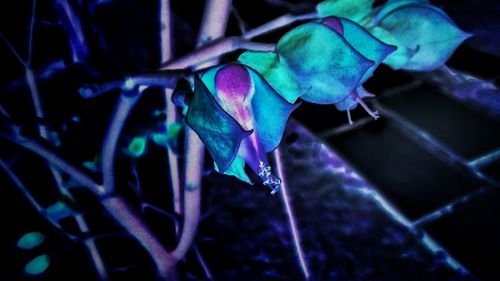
[317,0,375,22]
[335,18,396,82]
[185,74,252,173]
[238,51,300,104]
[372,1,471,70]
[214,156,252,185]
[246,66,300,152]
[193,64,294,193]
[277,22,373,104]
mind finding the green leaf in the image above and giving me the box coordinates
[167,123,182,141]
[24,254,50,275]
[372,1,471,70]
[82,155,101,173]
[317,0,374,22]
[151,122,183,147]
[126,136,147,158]
[46,201,74,220]
[17,232,45,250]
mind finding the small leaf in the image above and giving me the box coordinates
[151,122,182,147]
[46,201,74,220]
[17,232,45,250]
[126,136,147,158]
[24,254,50,275]
[82,155,101,173]
[317,0,374,22]
[167,123,182,141]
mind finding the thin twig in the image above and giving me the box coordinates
[0,158,74,239]
[0,33,26,67]
[161,36,274,70]
[0,130,177,280]
[160,0,182,216]
[242,12,317,40]
[171,0,232,264]
[194,245,214,280]
[101,90,142,195]
[158,11,317,70]
[273,148,310,280]
[27,0,37,66]
[0,130,104,195]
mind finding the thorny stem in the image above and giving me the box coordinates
[160,0,183,216]
[273,148,310,280]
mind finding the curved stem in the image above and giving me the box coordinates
[27,60,107,279]
[0,130,177,280]
[160,0,182,216]
[0,158,74,239]
[102,90,141,195]
[102,196,178,280]
[242,12,317,40]
[27,0,37,65]
[0,130,104,195]
[273,148,310,280]
[171,131,203,261]
[161,36,274,70]
[170,0,232,266]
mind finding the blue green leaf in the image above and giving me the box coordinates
[46,201,74,220]
[24,254,50,275]
[126,136,147,158]
[17,232,45,250]
[372,1,471,70]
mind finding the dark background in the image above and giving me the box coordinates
[1,0,499,280]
